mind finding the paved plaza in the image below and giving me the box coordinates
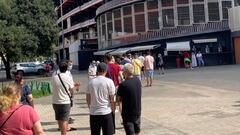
[33,65,240,135]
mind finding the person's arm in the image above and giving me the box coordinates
[33,121,45,135]
[109,94,115,112]
[27,94,34,107]
[117,96,122,113]
[86,93,91,109]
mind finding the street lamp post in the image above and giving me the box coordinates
[60,0,66,60]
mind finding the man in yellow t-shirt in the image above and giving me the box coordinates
[132,53,142,81]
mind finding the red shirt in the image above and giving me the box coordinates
[106,63,121,86]
[0,104,39,135]
[183,52,190,58]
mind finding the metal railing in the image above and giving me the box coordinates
[57,0,102,23]
[60,18,96,35]
[96,0,142,16]
[110,21,229,47]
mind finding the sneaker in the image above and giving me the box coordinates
[68,117,75,124]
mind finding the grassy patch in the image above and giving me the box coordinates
[32,90,51,98]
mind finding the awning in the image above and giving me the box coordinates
[166,41,190,51]
[193,38,217,44]
[109,48,131,55]
[94,49,115,55]
[131,45,158,52]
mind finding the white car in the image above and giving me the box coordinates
[12,62,45,75]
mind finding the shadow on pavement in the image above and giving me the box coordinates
[44,127,90,132]
[70,113,89,117]
[75,102,87,105]
[41,121,57,126]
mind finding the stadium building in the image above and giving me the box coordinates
[95,0,240,67]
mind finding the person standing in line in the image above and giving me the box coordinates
[144,51,154,87]
[156,53,165,75]
[52,61,80,135]
[191,52,197,68]
[196,51,204,67]
[121,54,131,65]
[86,63,115,135]
[0,84,44,135]
[88,61,97,80]
[15,74,34,107]
[105,54,123,87]
[117,63,142,135]
[138,53,145,80]
[132,53,142,81]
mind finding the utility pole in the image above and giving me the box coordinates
[60,0,66,60]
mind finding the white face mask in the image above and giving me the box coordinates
[68,65,73,71]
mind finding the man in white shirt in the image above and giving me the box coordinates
[86,62,115,135]
[52,61,80,135]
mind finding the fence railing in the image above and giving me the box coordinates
[111,21,229,47]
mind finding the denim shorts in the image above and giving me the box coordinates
[145,69,154,77]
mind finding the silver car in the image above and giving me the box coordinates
[12,62,45,75]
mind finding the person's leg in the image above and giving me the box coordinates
[133,117,141,135]
[123,122,135,135]
[90,115,101,135]
[58,120,68,135]
[102,113,114,135]
[150,70,153,86]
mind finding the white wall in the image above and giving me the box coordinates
[229,6,240,32]
[69,41,80,67]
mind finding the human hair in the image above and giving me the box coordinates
[0,84,20,114]
[123,63,134,76]
[147,51,151,55]
[104,54,112,62]
[59,61,68,73]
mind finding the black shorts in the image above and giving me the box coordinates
[90,113,114,135]
[141,66,144,71]
[122,116,141,135]
[52,104,71,121]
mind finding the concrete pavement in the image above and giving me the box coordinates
[34,65,240,135]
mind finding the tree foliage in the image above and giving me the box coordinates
[0,0,59,79]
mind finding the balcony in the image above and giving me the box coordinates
[96,0,143,17]
[60,19,96,35]
[55,0,75,11]
[110,21,229,47]
[57,0,102,24]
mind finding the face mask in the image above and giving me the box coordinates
[68,65,73,71]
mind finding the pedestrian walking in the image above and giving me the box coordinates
[52,61,80,135]
[0,84,44,135]
[117,63,142,135]
[196,51,204,67]
[144,51,154,87]
[191,52,197,68]
[15,74,34,107]
[86,63,115,135]
[138,53,145,80]
[132,53,142,81]
[156,53,165,75]
[88,61,97,80]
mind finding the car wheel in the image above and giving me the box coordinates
[17,70,24,76]
[38,69,45,75]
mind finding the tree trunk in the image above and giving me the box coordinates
[0,52,12,79]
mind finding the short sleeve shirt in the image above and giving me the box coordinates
[0,104,39,135]
[117,77,142,118]
[86,76,115,115]
[20,85,31,105]
[52,72,74,104]
[132,59,142,75]
[106,63,121,86]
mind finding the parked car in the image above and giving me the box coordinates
[12,62,45,75]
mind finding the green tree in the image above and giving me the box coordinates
[0,0,59,79]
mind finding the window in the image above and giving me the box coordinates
[124,17,133,33]
[101,15,106,40]
[235,0,240,6]
[107,12,112,21]
[222,1,232,19]
[162,0,173,7]
[178,6,190,25]
[114,9,122,33]
[135,14,145,32]
[177,0,189,4]
[193,4,205,23]
[148,11,159,30]
[134,3,144,13]
[123,6,132,15]
[162,9,174,27]
[208,2,220,21]
[192,0,203,2]
[147,0,158,10]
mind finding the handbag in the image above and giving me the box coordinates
[0,105,24,130]
[58,74,73,107]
